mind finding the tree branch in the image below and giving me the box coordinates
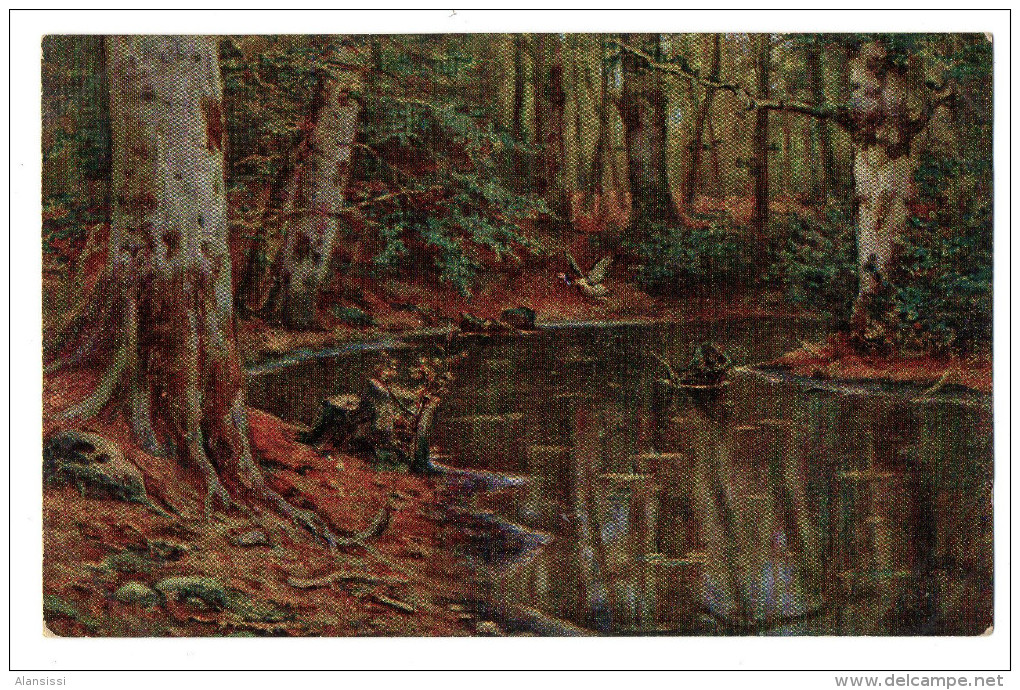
[614,40,854,132]
[277,187,436,221]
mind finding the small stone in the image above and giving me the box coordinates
[475,620,501,636]
[231,529,271,547]
[114,582,162,607]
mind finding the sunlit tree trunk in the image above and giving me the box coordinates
[847,42,916,330]
[260,69,361,329]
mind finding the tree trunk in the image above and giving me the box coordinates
[511,35,527,143]
[51,36,340,541]
[45,34,342,543]
[847,42,921,331]
[806,43,836,201]
[621,34,675,225]
[683,34,722,207]
[260,69,361,329]
[507,34,528,191]
[534,34,567,218]
[60,36,259,509]
[749,34,772,244]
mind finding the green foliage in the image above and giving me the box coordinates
[43,594,101,632]
[879,172,992,353]
[774,183,992,353]
[776,206,859,326]
[221,35,551,297]
[332,306,376,327]
[629,221,753,295]
[359,90,549,295]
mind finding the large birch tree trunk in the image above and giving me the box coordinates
[260,69,361,329]
[54,35,258,508]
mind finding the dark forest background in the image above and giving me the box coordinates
[42,33,992,353]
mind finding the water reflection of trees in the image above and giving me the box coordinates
[252,331,992,636]
[490,370,991,636]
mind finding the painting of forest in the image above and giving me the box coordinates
[41,33,993,638]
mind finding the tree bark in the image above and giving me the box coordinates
[847,42,917,330]
[749,34,772,244]
[683,34,722,207]
[58,36,261,510]
[52,37,341,542]
[617,37,949,336]
[806,43,835,201]
[260,68,361,329]
[621,34,675,224]
[534,34,568,217]
[511,35,527,144]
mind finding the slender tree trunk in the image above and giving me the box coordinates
[683,33,722,207]
[781,108,792,196]
[508,34,528,191]
[260,69,361,329]
[806,43,836,201]
[707,112,723,197]
[511,35,527,143]
[621,33,675,225]
[234,118,311,317]
[620,34,647,201]
[546,34,571,218]
[750,34,772,244]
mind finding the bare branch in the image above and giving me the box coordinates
[614,40,854,131]
[277,187,439,221]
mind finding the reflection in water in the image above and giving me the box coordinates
[247,319,993,636]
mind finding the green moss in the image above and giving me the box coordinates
[155,576,228,610]
[113,582,163,607]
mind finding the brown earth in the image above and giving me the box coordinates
[771,334,992,394]
[43,403,486,637]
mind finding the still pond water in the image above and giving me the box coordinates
[247,318,993,636]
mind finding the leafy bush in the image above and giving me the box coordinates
[880,177,992,353]
[774,181,992,353]
[776,206,858,327]
[361,96,550,296]
[629,221,754,295]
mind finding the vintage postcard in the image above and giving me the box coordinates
[31,13,998,666]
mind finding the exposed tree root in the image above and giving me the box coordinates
[266,490,394,550]
[52,338,128,423]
